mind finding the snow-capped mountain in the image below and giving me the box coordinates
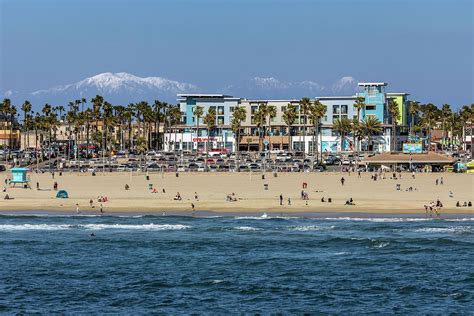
[331,76,357,94]
[225,76,357,99]
[11,72,199,109]
[2,73,360,111]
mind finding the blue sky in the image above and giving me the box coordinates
[1,0,473,107]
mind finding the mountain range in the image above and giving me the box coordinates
[2,72,359,111]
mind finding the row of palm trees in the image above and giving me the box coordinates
[1,95,473,161]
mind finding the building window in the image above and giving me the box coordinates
[217,117,224,125]
[340,105,348,114]
[251,106,258,114]
[230,106,235,113]
[366,105,376,111]
[281,106,286,113]
[333,105,340,114]
[218,106,224,115]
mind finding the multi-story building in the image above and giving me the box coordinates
[163,83,411,154]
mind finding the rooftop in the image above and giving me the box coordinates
[357,82,387,87]
[177,94,236,98]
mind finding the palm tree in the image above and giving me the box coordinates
[353,96,365,151]
[388,98,401,152]
[282,103,297,152]
[361,116,382,152]
[231,106,247,169]
[124,104,135,151]
[459,105,473,152]
[441,104,452,150]
[266,105,277,150]
[168,106,182,152]
[193,105,204,153]
[408,100,420,136]
[419,103,439,151]
[203,107,216,167]
[308,100,326,161]
[153,100,167,150]
[21,101,32,150]
[253,105,267,152]
[333,117,351,152]
[350,118,361,154]
[299,97,311,156]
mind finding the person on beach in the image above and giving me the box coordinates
[89,199,94,208]
[436,178,438,185]
[288,197,291,205]
[100,204,104,214]
[280,194,283,205]
[75,203,80,214]
[194,192,198,200]
[191,203,195,211]
[328,197,332,203]
[340,177,345,186]
[440,177,444,185]
[52,172,55,179]
[174,192,182,201]
[36,182,39,190]
[125,184,130,190]
[321,197,325,202]
[53,182,58,191]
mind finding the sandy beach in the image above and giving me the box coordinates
[0,171,472,215]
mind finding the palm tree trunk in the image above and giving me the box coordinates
[288,125,292,152]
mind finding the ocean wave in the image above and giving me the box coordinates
[412,226,473,234]
[289,225,335,231]
[0,223,191,231]
[234,215,299,220]
[318,217,436,222]
[233,226,262,231]
[0,224,72,231]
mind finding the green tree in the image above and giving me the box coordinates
[299,97,311,156]
[282,103,297,152]
[388,98,401,152]
[203,107,216,166]
[408,100,420,136]
[193,105,204,153]
[361,116,382,152]
[21,101,32,150]
[308,100,326,161]
[333,117,351,152]
[231,106,247,168]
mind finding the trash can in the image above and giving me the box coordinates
[262,174,265,180]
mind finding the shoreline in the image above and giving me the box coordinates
[1,210,473,220]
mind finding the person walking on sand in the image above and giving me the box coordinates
[279,194,283,206]
[194,192,198,200]
[440,177,444,185]
[341,177,345,186]
[288,197,291,205]
[100,204,104,214]
[75,203,80,214]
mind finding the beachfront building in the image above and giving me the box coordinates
[163,83,411,154]
[163,94,240,152]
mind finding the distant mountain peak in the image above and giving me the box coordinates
[331,76,357,94]
[32,72,198,96]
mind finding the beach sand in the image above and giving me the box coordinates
[0,171,473,215]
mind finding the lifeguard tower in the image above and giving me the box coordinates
[10,168,31,188]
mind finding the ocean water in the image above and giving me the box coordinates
[0,214,473,314]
